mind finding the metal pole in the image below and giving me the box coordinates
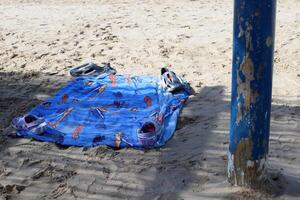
[228,0,277,186]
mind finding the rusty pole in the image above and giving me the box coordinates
[228,0,277,186]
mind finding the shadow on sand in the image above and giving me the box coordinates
[0,71,299,199]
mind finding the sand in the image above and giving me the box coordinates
[0,0,299,199]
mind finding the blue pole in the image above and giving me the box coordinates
[228,0,277,186]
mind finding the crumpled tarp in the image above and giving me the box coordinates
[14,73,189,148]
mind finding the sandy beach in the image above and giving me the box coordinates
[0,0,299,199]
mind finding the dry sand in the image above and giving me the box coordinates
[0,0,299,199]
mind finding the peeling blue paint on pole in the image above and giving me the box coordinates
[228,0,277,186]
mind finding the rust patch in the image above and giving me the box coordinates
[239,54,254,110]
[244,22,253,51]
[236,54,261,125]
[236,54,259,124]
[229,138,266,186]
[240,54,255,81]
[234,138,253,170]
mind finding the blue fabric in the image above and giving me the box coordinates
[14,73,189,148]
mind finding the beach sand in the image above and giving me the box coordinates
[0,0,299,199]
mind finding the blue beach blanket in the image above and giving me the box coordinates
[12,73,189,148]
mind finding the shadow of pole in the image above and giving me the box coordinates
[140,86,300,199]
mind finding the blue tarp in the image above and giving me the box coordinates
[13,73,189,148]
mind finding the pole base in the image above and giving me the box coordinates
[227,139,267,187]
